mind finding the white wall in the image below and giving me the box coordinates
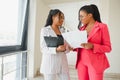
[106,0,120,73]
[98,0,109,24]
[27,0,36,78]
[34,0,50,76]
[49,0,120,73]
[28,0,50,78]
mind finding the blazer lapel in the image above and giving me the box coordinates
[80,25,86,31]
[88,21,100,40]
[47,26,57,37]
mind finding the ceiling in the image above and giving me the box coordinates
[42,0,84,5]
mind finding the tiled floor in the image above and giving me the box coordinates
[31,66,120,80]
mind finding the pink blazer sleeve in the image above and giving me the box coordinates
[93,24,112,53]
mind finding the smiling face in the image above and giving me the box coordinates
[52,13,64,27]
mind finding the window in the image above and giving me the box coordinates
[0,0,29,54]
[0,0,29,80]
[0,0,20,46]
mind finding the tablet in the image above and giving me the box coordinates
[44,36,58,47]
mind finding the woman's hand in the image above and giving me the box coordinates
[81,43,94,49]
[68,46,74,51]
[56,45,66,52]
[64,42,73,51]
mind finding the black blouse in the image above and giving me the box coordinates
[57,35,64,46]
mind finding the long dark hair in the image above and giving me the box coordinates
[78,4,102,29]
[45,9,63,27]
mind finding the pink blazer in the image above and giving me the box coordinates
[75,21,112,73]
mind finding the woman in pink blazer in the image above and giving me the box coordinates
[74,4,112,80]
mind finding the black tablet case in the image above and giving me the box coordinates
[44,36,64,47]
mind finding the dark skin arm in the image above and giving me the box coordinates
[81,43,94,49]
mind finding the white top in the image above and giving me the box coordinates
[40,25,70,74]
